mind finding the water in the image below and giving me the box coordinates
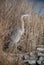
[29,0,44,16]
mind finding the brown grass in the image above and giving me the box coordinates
[0,0,44,65]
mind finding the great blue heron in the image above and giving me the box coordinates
[10,14,31,47]
[3,14,31,52]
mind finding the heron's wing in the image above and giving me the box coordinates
[29,0,44,15]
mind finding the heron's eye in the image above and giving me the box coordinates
[3,41,10,52]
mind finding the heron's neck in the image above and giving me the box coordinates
[20,14,31,35]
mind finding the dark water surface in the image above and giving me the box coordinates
[28,0,44,15]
